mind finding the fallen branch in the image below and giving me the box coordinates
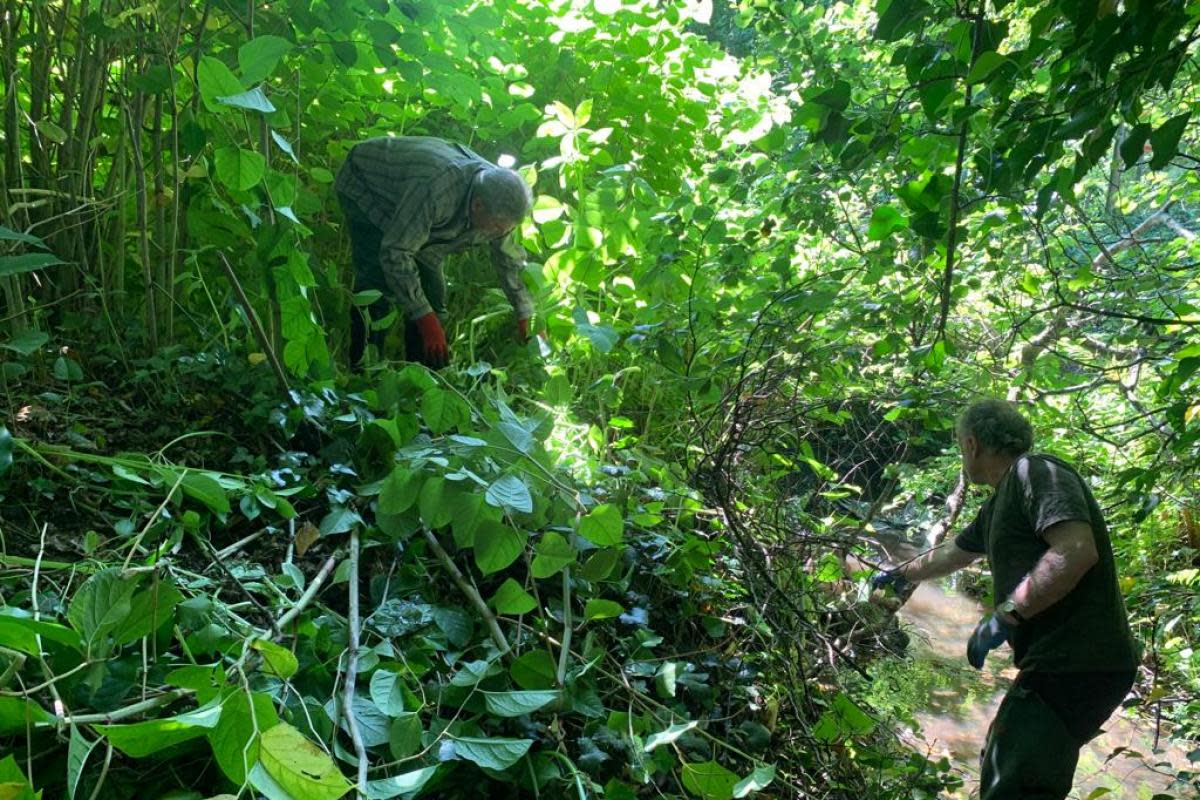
[277,553,340,631]
[343,527,368,797]
[423,528,510,655]
[926,469,967,549]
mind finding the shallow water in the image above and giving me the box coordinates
[897,581,1192,798]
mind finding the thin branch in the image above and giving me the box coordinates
[343,527,368,797]
[422,528,510,655]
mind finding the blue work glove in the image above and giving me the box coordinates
[871,568,914,596]
[966,614,1012,669]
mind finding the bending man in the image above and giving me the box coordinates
[875,399,1140,800]
[335,136,535,368]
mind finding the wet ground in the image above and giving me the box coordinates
[898,580,1192,798]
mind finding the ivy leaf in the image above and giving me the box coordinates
[473,521,527,575]
[485,474,533,514]
[578,503,623,545]
[1149,112,1191,169]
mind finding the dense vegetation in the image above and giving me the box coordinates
[0,0,1197,798]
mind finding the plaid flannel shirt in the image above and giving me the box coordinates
[335,136,534,320]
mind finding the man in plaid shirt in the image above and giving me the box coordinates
[335,136,535,368]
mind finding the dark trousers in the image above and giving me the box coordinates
[339,193,446,368]
[979,670,1134,800]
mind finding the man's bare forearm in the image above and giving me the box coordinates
[1006,520,1098,619]
[899,542,981,582]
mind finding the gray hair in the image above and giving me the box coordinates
[474,168,531,223]
[957,399,1034,457]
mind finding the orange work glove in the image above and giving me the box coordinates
[517,317,531,343]
[414,312,449,367]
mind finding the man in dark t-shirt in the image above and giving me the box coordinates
[873,399,1140,800]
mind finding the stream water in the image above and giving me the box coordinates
[896,579,1193,798]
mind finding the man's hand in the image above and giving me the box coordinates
[966,614,1011,669]
[871,568,915,596]
[415,312,449,368]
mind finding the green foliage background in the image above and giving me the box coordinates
[0,0,1197,797]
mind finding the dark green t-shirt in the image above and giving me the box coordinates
[955,454,1140,672]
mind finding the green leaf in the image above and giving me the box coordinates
[239,35,293,84]
[510,649,557,689]
[0,696,51,734]
[1120,122,1151,168]
[0,225,45,246]
[1,329,49,356]
[110,578,183,646]
[68,568,141,650]
[365,766,439,800]
[217,86,277,114]
[682,761,740,800]
[531,531,576,578]
[491,578,537,615]
[965,50,1008,84]
[866,206,907,241]
[644,721,698,752]
[252,638,299,679]
[733,765,776,798]
[578,503,623,546]
[253,723,353,800]
[421,387,470,433]
[330,696,391,747]
[180,472,231,514]
[450,736,533,771]
[98,700,221,757]
[875,0,930,42]
[208,690,279,784]
[1149,112,1191,169]
[482,690,560,717]
[418,476,453,528]
[214,147,266,191]
[0,609,83,653]
[473,520,527,575]
[0,754,36,800]
[485,474,533,514]
[655,661,678,698]
[0,252,66,277]
[583,598,624,620]
[579,548,621,582]
[369,669,407,716]
[198,56,245,112]
[379,467,421,515]
[388,713,422,760]
[270,130,299,164]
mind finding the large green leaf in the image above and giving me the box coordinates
[473,521,527,575]
[253,723,352,800]
[239,35,293,84]
[0,225,45,246]
[530,531,576,578]
[509,649,556,690]
[379,467,421,514]
[482,690,560,717]
[214,147,266,192]
[1149,112,1191,169]
[369,669,407,717]
[179,472,231,514]
[644,721,698,752]
[418,476,453,528]
[0,697,51,734]
[0,754,37,800]
[1,329,49,356]
[490,578,537,615]
[0,253,65,277]
[421,387,470,433]
[681,760,740,800]
[67,568,141,651]
[449,736,533,771]
[216,87,277,114]
[733,765,776,798]
[98,700,221,757]
[0,426,11,477]
[208,689,279,784]
[198,56,245,112]
[485,474,533,514]
[578,503,623,546]
[110,578,183,646]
